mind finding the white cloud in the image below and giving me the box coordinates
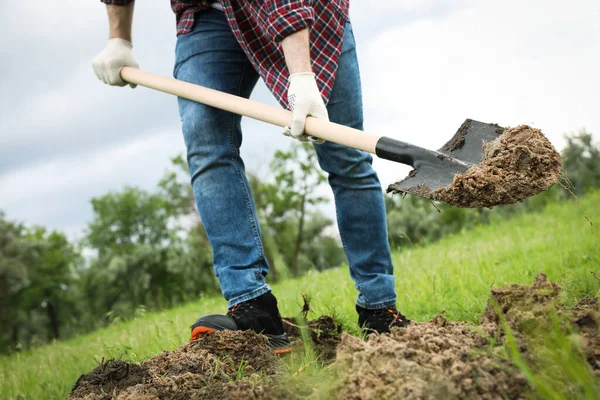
[0,0,180,174]
[0,129,185,229]
[1,0,599,235]
[361,0,600,188]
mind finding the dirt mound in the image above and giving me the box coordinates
[69,315,344,400]
[70,277,598,399]
[572,297,600,372]
[333,274,599,400]
[480,272,562,330]
[69,330,281,400]
[69,360,151,399]
[334,316,527,399]
[434,125,562,208]
[283,315,343,362]
[481,274,600,373]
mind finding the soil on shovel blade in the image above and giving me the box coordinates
[333,274,599,400]
[433,125,562,208]
[70,276,599,399]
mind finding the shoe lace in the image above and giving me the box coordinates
[379,307,406,325]
[227,301,254,318]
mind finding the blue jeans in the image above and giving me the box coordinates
[174,9,396,310]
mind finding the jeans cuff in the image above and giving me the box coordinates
[356,297,397,310]
[227,284,272,309]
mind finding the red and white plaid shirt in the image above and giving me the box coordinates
[101,0,350,108]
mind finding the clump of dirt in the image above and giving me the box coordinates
[333,274,600,400]
[69,330,282,400]
[434,125,562,208]
[572,297,600,372]
[481,274,599,375]
[69,360,151,399]
[283,315,343,362]
[334,315,528,399]
[481,273,563,331]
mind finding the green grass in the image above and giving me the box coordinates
[1,193,599,399]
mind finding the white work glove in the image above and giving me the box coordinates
[283,72,328,144]
[92,38,139,88]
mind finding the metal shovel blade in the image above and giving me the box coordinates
[386,119,504,199]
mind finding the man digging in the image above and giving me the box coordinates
[93,0,411,353]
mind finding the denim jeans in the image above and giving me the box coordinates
[174,9,396,310]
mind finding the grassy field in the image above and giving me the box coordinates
[1,192,599,399]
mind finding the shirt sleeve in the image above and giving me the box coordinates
[266,0,315,42]
[100,0,134,5]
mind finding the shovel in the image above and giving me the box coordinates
[120,67,504,204]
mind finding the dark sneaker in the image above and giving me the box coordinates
[357,305,410,334]
[190,292,292,354]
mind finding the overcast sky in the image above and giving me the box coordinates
[0,0,599,240]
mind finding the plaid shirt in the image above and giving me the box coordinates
[101,0,350,108]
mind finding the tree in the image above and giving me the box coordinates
[0,213,81,351]
[82,155,220,323]
[265,143,329,276]
[385,195,442,249]
[0,213,35,350]
[561,130,600,195]
[384,193,492,250]
[24,228,80,340]
[84,187,181,318]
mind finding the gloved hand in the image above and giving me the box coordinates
[92,38,139,88]
[283,72,328,144]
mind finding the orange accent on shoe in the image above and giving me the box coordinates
[190,326,217,340]
[386,307,405,323]
[273,346,293,355]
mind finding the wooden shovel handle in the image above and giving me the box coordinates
[120,67,380,153]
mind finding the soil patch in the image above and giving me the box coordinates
[334,316,527,399]
[333,274,599,400]
[69,330,282,400]
[480,272,563,330]
[69,315,343,400]
[283,315,343,362]
[434,125,562,208]
[69,360,151,399]
[481,274,600,373]
[70,276,598,399]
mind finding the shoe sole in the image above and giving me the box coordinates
[190,323,293,355]
[265,333,294,354]
[191,326,217,341]
[273,347,293,355]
